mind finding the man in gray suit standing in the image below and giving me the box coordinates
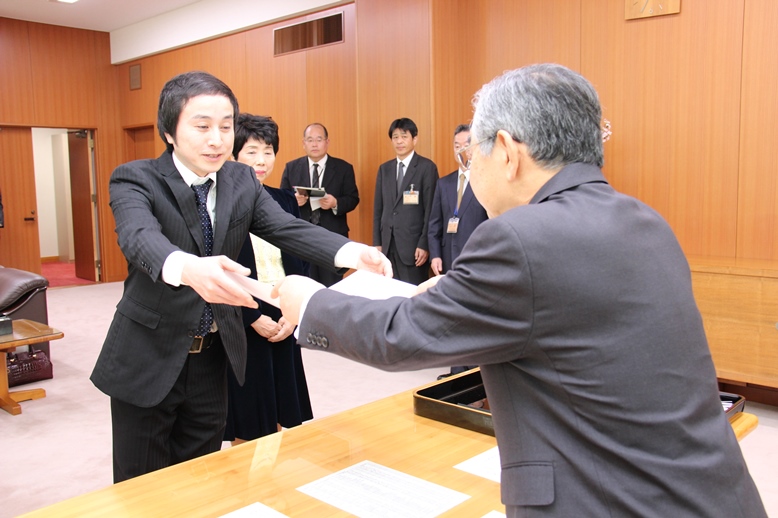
[373,118,438,285]
[275,64,766,517]
[90,71,390,483]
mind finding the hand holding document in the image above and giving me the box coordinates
[225,271,279,308]
[271,270,416,328]
[330,270,416,299]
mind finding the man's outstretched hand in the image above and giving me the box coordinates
[181,255,257,308]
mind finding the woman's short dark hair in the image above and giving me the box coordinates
[233,113,279,157]
[157,71,240,153]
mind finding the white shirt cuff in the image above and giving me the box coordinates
[162,250,196,286]
[333,241,365,270]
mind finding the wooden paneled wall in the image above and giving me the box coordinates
[738,0,778,260]
[0,18,122,279]
[3,0,778,282]
[582,0,744,258]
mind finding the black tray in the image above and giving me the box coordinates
[413,369,493,436]
[414,369,747,435]
[720,391,746,421]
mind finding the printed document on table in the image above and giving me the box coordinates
[330,270,416,299]
[297,460,470,518]
[219,501,288,517]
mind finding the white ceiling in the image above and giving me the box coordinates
[0,0,203,32]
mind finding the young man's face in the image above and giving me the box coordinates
[236,137,276,184]
[303,124,329,162]
[165,94,234,177]
[391,129,417,160]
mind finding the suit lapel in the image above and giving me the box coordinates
[212,164,236,255]
[321,157,333,190]
[300,158,312,188]
[160,153,205,255]
[458,182,475,215]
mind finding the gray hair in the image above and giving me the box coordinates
[470,64,603,169]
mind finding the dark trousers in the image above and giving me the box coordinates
[387,240,430,285]
[110,334,227,483]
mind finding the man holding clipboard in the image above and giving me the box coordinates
[281,123,360,286]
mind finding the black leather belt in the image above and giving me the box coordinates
[189,332,216,354]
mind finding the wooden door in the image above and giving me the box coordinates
[68,131,98,281]
[0,127,41,273]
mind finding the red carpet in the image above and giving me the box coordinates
[40,261,96,288]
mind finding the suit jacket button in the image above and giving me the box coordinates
[307,333,314,344]
[321,337,328,348]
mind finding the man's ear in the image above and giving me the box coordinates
[494,130,521,181]
[164,132,174,145]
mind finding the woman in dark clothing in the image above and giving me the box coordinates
[224,114,312,445]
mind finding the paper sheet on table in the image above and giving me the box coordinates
[219,502,288,517]
[454,446,501,483]
[225,271,279,308]
[330,270,417,299]
[297,460,470,518]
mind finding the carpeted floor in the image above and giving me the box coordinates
[40,261,95,288]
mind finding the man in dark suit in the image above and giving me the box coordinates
[280,123,359,286]
[428,123,488,379]
[274,64,766,517]
[373,118,438,285]
[90,71,390,483]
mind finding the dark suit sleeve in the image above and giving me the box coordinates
[416,160,439,251]
[280,163,293,190]
[428,177,445,260]
[248,187,349,273]
[298,216,530,370]
[333,160,359,215]
[109,161,181,281]
[237,236,262,327]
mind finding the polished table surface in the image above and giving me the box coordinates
[21,383,758,517]
[0,319,64,416]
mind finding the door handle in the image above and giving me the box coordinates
[24,217,35,221]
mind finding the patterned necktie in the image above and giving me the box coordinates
[456,173,466,212]
[311,163,321,225]
[397,161,405,196]
[192,180,214,336]
[311,163,320,188]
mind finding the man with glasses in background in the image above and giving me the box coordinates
[281,123,359,286]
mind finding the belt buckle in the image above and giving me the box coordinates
[189,336,205,354]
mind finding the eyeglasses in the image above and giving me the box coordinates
[304,137,326,144]
[456,136,494,170]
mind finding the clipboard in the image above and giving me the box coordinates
[294,186,326,197]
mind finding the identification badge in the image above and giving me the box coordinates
[447,217,460,233]
[403,185,419,205]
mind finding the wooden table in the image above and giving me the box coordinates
[0,319,63,416]
[20,382,758,518]
[23,389,502,517]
